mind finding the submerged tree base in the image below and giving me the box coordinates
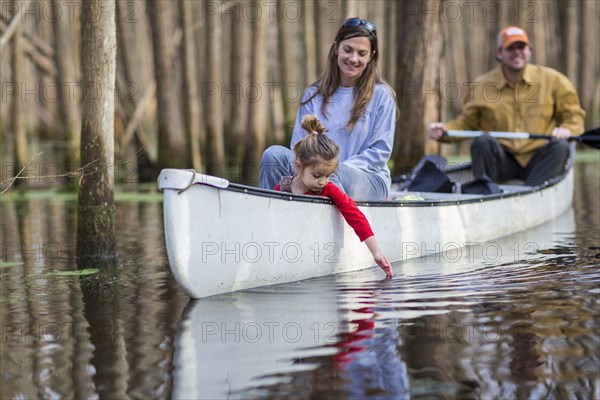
[76,204,117,266]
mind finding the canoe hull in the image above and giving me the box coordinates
[159,167,574,299]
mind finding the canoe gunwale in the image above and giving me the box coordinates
[160,164,571,208]
[224,175,565,207]
[159,145,574,208]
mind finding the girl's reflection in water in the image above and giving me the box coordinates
[333,284,410,399]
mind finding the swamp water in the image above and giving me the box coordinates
[1,160,599,399]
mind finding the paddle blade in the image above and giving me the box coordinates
[577,127,600,149]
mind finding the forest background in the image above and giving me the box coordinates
[1,0,599,187]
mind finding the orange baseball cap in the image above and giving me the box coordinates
[497,26,530,49]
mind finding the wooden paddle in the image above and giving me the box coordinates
[443,127,600,149]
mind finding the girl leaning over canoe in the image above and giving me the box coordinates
[274,115,393,278]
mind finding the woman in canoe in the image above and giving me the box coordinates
[260,17,397,201]
[274,115,393,277]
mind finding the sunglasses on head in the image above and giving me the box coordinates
[342,17,377,37]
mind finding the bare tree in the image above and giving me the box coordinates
[115,0,155,182]
[76,0,117,262]
[277,1,303,140]
[227,2,251,166]
[147,0,189,171]
[302,0,318,84]
[179,0,202,172]
[205,0,226,175]
[579,0,599,128]
[9,0,27,186]
[242,0,268,184]
[391,0,442,174]
[52,0,80,180]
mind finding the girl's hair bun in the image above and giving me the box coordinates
[301,114,327,135]
[293,114,339,165]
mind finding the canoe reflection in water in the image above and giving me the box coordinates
[172,208,577,399]
[172,284,337,398]
[172,278,411,399]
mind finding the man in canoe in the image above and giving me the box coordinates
[427,26,585,186]
[260,17,398,201]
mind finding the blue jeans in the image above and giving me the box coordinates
[259,145,389,201]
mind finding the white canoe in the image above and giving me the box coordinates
[158,156,574,299]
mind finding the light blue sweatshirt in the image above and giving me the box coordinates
[291,83,397,190]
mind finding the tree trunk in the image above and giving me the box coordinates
[315,0,338,73]
[36,1,57,140]
[116,0,154,182]
[205,0,226,175]
[52,0,80,182]
[242,0,268,184]
[147,0,189,172]
[438,5,469,158]
[561,1,578,85]
[268,17,285,144]
[10,0,27,187]
[383,1,397,84]
[277,1,303,141]
[529,2,548,67]
[179,0,202,172]
[227,2,251,166]
[422,19,443,156]
[579,0,599,128]
[302,0,318,84]
[392,0,442,174]
[76,0,117,263]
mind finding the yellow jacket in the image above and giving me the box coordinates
[445,64,585,166]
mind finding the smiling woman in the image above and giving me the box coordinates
[260,17,398,202]
[335,36,373,87]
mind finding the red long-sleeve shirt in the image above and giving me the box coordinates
[274,182,374,242]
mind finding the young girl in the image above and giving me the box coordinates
[275,115,393,277]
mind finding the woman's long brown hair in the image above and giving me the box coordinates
[303,23,397,130]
